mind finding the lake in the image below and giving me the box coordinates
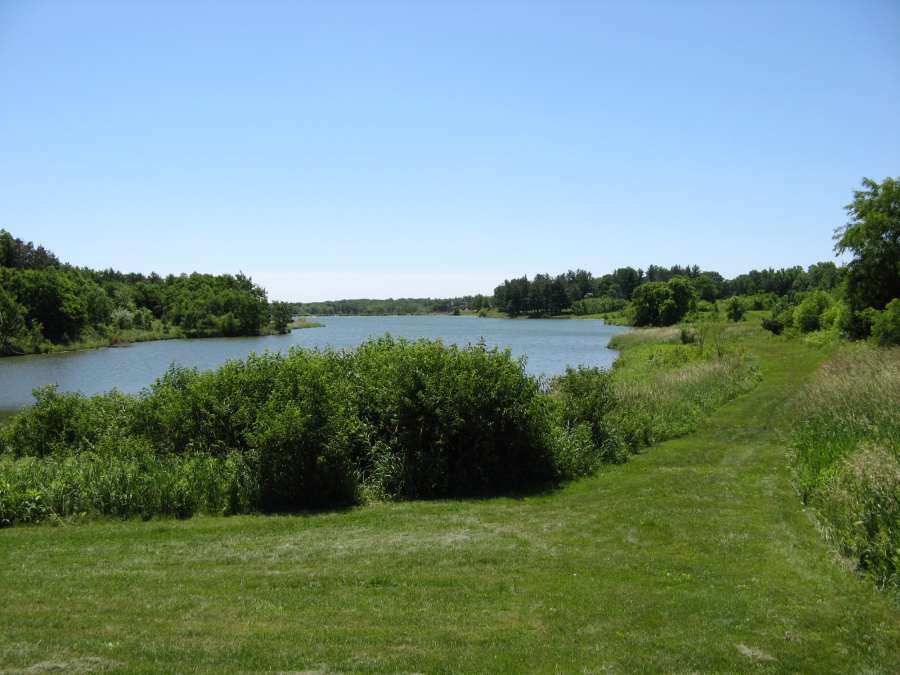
[0,315,626,414]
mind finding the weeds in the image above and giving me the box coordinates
[791,344,900,586]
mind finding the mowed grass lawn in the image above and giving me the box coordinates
[1,331,898,672]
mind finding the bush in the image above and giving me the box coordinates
[110,307,134,330]
[871,298,900,346]
[550,367,626,464]
[794,291,833,333]
[761,316,784,335]
[247,350,363,511]
[631,278,696,327]
[0,386,134,458]
[348,337,555,499]
[2,338,562,520]
[572,296,626,316]
[1,330,765,526]
[725,297,745,322]
[549,422,602,479]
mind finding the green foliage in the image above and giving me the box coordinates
[571,296,626,315]
[834,177,900,330]
[1,338,561,521]
[269,301,293,334]
[248,350,362,511]
[111,306,134,329]
[793,291,833,333]
[0,445,256,525]
[0,386,135,459]
[0,231,273,353]
[0,284,26,354]
[631,277,696,326]
[761,316,784,335]
[348,337,554,498]
[550,367,625,464]
[791,344,900,586]
[292,296,477,316]
[814,445,899,588]
[871,298,900,346]
[0,229,60,269]
[1,325,763,526]
[547,421,600,479]
[725,297,745,322]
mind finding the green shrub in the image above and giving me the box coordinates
[131,354,283,455]
[348,337,555,499]
[761,316,784,335]
[0,386,134,458]
[725,297,745,322]
[549,422,602,479]
[550,367,626,463]
[2,337,563,519]
[631,278,696,327]
[1,329,765,526]
[247,350,363,511]
[871,298,900,346]
[794,291,833,333]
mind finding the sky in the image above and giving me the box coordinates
[1,1,898,301]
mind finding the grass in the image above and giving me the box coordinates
[1,326,898,671]
[7,321,322,359]
[606,336,760,448]
[287,318,325,330]
[43,326,183,353]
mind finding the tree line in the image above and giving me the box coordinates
[291,296,480,316]
[492,263,843,318]
[493,177,898,343]
[0,230,291,355]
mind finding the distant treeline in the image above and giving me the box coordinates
[291,296,486,316]
[0,229,290,355]
[491,177,898,344]
[492,262,844,317]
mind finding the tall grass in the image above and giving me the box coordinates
[0,445,256,526]
[551,326,760,463]
[791,345,900,587]
[610,347,760,449]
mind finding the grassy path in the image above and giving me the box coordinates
[1,333,898,672]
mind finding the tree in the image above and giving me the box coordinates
[632,278,696,327]
[270,302,293,334]
[0,285,25,354]
[834,177,900,332]
[631,282,670,326]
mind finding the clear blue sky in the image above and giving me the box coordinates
[1,1,898,301]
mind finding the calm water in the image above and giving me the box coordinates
[0,316,626,413]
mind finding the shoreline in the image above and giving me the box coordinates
[0,321,326,361]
